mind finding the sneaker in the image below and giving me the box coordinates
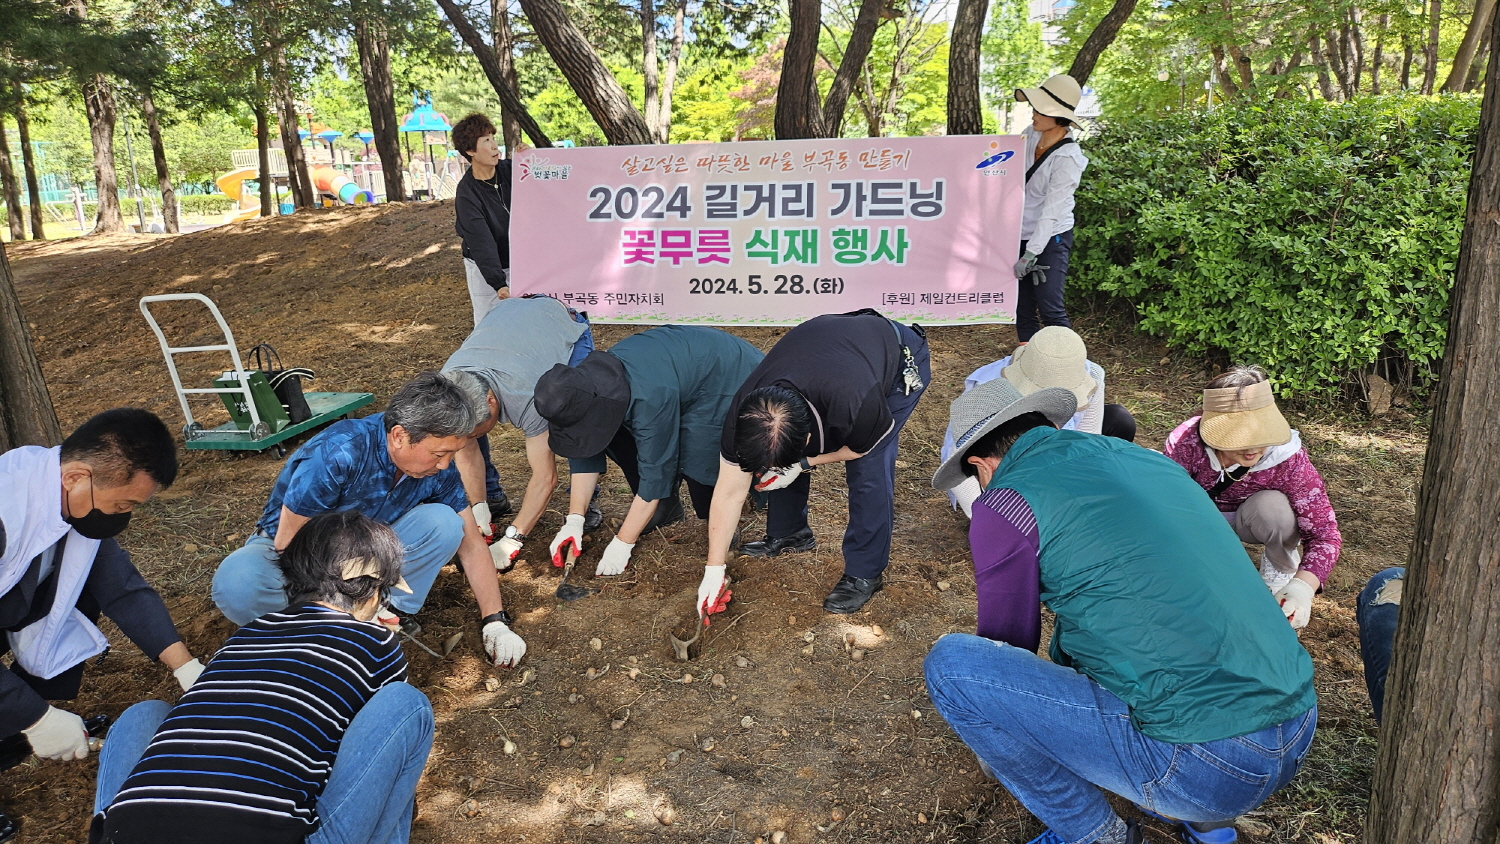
[0,808,17,844]
[1140,807,1236,843]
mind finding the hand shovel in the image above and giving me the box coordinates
[669,616,707,661]
[555,547,599,601]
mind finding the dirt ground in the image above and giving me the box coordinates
[3,203,1423,843]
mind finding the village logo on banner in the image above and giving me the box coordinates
[511,136,1025,325]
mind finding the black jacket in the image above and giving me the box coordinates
[0,526,182,737]
[454,159,513,292]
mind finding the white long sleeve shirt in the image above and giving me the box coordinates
[1019,125,1088,244]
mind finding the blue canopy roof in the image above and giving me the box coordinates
[400,101,451,133]
[354,131,375,144]
[316,130,343,143]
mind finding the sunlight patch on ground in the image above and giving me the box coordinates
[337,321,437,344]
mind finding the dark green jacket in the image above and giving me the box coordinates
[990,427,1316,743]
[574,327,764,501]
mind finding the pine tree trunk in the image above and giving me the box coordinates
[0,242,61,450]
[355,16,407,200]
[253,95,274,217]
[1066,0,1139,85]
[16,104,46,240]
[657,0,686,143]
[1444,0,1497,91]
[1466,26,1492,89]
[492,0,523,153]
[515,0,650,144]
[946,0,988,134]
[272,51,315,210]
[0,118,26,241]
[825,0,884,138]
[138,89,178,234]
[641,0,661,139]
[777,0,825,139]
[1366,18,1500,838]
[1422,0,1442,94]
[437,0,556,147]
[82,75,123,234]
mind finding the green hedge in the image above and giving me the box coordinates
[1071,94,1477,397]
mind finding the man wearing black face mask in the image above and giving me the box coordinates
[0,409,204,801]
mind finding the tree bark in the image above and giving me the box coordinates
[517,0,650,144]
[1466,25,1492,89]
[776,0,825,139]
[1347,8,1366,95]
[15,105,45,240]
[354,15,407,200]
[1371,15,1388,95]
[82,74,123,234]
[0,242,61,450]
[946,0,988,134]
[1402,36,1415,89]
[271,49,314,210]
[641,0,661,140]
[492,0,523,153]
[1210,45,1242,99]
[1444,0,1497,91]
[1310,35,1338,99]
[657,0,686,142]
[0,118,26,241]
[825,0,885,138]
[138,89,178,234]
[1325,32,1353,98]
[1365,16,1500,839]
[1422,0,1442,94]
[253,93,274,217]
[437,0,556,147]
[1066,0,1139,86]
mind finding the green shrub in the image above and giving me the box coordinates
[1072,94,1477,398]
[179,194,237,215]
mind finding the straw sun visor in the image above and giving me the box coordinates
[1198,380,1292,451]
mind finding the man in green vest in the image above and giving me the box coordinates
[924,378,1317,844]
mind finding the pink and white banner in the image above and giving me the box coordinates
[510,135,1025,325]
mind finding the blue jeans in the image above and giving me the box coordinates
[95,683,434,844]
[763,322,930,579]
[924,634,1316,844]
[1357,567,1404,724]
[476,311,594,502]
[212,503,463,625]
[1016,229,1074,342]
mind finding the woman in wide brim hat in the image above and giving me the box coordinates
[1163,365,1343,632]
[1012,74,1089,345]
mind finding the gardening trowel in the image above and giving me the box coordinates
[555,547,599,601]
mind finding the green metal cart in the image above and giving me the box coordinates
[139,293,374,456]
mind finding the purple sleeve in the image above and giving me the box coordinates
[969,487,1042,652]
[1281,450,1342,584]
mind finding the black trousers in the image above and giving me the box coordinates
[1016,229,1074,342]
[1102,403,1137,443]
[603,427,714,519]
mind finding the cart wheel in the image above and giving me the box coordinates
[182,422,203,442]
[249,421,271,440]
[275,446,287,458]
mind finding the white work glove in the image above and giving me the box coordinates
[471,502,494,537]
[596,537,635,577]
[483,618,527,667]
[1275,578,1316,630]
[1013,251,1040,279]
[491,535,522,572]
[697,565,732,623]
[23,706,90,761]
[754,460,806,492]
[550,514,586,566]
[173,658,206,692]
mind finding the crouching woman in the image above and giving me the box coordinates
[90,511,434,844]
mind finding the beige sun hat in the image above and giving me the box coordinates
[1016,74,1082,122]
[1001,326,1096,410]
[1199,380,1292,451]
[932,378,1078,492]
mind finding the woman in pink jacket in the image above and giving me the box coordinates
[1165,365,1341,630]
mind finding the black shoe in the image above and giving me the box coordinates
[822,574,883,614]
[642,496,685,533]
[487,491,513,518]
[739,527,816,558]
[0,808,18,844]
[582,486,604,532]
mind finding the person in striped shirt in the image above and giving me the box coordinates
[90,511,434,844]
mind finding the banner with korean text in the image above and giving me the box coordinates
[510,135,1026,325]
